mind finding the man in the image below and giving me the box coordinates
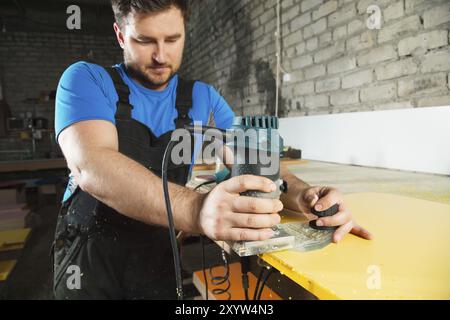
[53,0,372,300]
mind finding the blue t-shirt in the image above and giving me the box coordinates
[55,61,235,201]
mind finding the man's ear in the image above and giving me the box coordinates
[113,22,125,49]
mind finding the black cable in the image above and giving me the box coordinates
[208,249,231,300]
[240,256,251,300]
[244,283,249,300]
[194,180,216,192]
[162,140,184,300]
[257,268,275,301]
[200,236,208,300]
[162,125,230,300]
[253,267,266,300]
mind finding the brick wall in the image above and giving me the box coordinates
[1,0,448,161]
[181,0,450,117]
[0,31,122,160]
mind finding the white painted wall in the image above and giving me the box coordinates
[279,106,450,176]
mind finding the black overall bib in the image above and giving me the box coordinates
[53,67,195,300]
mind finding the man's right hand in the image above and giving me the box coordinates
[197,175,283,242]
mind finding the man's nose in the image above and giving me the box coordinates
[152,43,167,64]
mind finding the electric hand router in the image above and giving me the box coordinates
[221,116,339,257]
[162,116,338,299]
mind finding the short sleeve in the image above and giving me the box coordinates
[208,85,235,130]
[55,61,116,142]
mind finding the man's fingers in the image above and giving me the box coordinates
[232,196,283,214]
[303,186,321,208]
[331,221,373,242]
[226,228,275,242]
[333,221,353,243]
[229,213,281,229]
[222,175,276,194]
[316,207,351,227]
[314,188,342,212]
[351,224,374,240]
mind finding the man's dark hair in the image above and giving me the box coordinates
[111,0,190,26]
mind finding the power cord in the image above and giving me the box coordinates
[196,181,232,301]
[200,236,209,300]
[162,140,185,300]
[162,125,230,300]
[209,248,231,300]
[241,256,251,300]
[254,267,275,300]
[253,267,265,300]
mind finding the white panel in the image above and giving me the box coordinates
[279,106,450,175]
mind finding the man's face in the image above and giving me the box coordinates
[114,6,185,90]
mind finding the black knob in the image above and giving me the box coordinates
[309,204,340,231]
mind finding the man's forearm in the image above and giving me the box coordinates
[76,148,204,233]
[280,164,310,212]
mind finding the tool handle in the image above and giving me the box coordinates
[309,204,340,231]
[311,204,340,218]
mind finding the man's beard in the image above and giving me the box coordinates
[124,57,177,90]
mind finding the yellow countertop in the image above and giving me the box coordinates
[261,193,450,300]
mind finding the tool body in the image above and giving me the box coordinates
[222,116,292,256]
[220,116,340,256]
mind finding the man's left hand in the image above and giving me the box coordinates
[298,186,373,243]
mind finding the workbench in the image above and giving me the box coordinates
[0,158,66,173]
[262,193,450,300]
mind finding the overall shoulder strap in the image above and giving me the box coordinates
[104,67,133,120]
[175,78,196,129]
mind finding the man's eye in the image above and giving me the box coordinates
[136,39,153,44]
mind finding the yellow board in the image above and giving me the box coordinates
[0,260,17,281]
[261,193,450,300]
[0,228,31,252]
